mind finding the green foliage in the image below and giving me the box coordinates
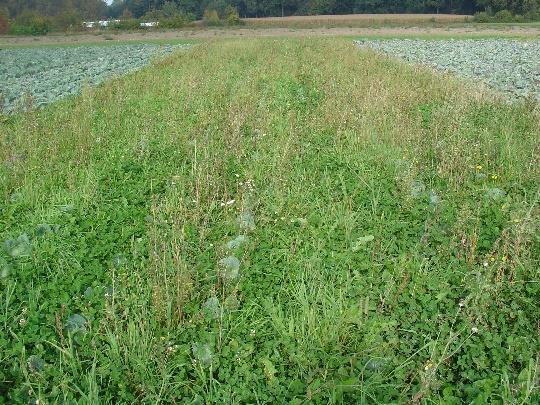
[9,12,51,36]
[53,10,83,31]
[473,11,492,21]
[159,15,193,28]
[203,8,222,26]
[110,0,532,22]
[132,1,195,29]
[474,7,540,21]
[201,5,243,27]
[495,9,516,21]
[4,0,107,21]
[111,18,140,30]
[0,38,539,403]
[224,5,242,26]
[0,7,9,34]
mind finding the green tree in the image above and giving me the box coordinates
[203,7,221,23]
[0,6,9,34]
[224,4,241,23]
[54,10,83,30]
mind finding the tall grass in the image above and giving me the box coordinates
[0,38,538,403]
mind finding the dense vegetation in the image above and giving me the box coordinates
[0,38,538,403]
[0,0,538,35]
[2,0,540,20]
[100,0,540,19]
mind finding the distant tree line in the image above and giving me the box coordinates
[0,0,108,34]
[1,0,107,20]
[1,0,539,35]
[109,0,540,19]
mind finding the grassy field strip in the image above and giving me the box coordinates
[0,38,539,403]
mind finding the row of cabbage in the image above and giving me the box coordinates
[357,39,540,101]
[0,43,190,114]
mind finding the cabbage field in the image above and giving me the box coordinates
[0,44,190,114]
[357,39,540,101]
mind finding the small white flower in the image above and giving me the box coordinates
[483,261,488,267]
[250,329,256,337]
[226,199,235,206]
[472,327,479,334]
[459,300,465,308]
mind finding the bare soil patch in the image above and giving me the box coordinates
[244,13,470,27]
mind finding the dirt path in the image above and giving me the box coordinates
[1,26,539,46]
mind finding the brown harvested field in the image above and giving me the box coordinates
[242,13,471,28]
[1,25,540,47]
